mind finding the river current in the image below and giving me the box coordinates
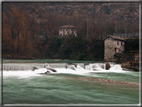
[2,62,140,105]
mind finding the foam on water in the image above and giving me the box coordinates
[3,68,47,79]
[3,70,41,79]
[3,63,131,79]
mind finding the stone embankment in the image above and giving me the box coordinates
[121,61,140,71]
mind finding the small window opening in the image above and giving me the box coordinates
[117,41,119,45]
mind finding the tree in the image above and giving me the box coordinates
[59,45,69,59]
[3,5,31,58]
[78,53,86,60]
[2,12,13,57]
[28,16,39,41]
[8,5,22,56]
[56,37,62,47]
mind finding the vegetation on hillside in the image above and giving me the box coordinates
[2,5,105,60]
[125,39,139,53]
[2,3,139,61]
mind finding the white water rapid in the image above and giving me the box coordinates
[3,63,131,78]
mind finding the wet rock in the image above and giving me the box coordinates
[45,71,51,74]
[67,65,76,70]
[44,63,57,72]
[122,61,139,71]
[45,66,57,72]
[122,61,131,68]
[67,63,78,70]
[105,62,110,70]
[32,66,38,71]
[44,63,50,68]
[67,63,77,67]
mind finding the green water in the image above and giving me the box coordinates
[3,72,139,104]
[90,72,140,83]
[2,59,104,63]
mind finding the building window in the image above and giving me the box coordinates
[114,54,116,59]
[117,41,119,45]
[115,48,116,53]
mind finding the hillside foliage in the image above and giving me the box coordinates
[2,4,139,60]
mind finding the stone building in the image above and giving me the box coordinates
[104,35,125,61]
[58,25,77,37]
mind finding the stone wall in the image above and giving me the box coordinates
[114,40,125,53]
[104,37,125,62]
[104,37,115,61]
[122,61,140,71]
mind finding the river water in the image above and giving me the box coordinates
[2,62,140,105]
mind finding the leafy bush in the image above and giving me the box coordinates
[78,53,86,60]
[125,39,139,53]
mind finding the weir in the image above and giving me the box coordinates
[2,62,132,79]
[3,63,43,71]
[2,62,126,71]
[2,63,85,71]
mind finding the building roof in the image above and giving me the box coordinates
[113,33,139,38]
[104,35,125,41]
[58,25,77,29]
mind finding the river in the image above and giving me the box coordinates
[2,62,140,106]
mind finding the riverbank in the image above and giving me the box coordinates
[121,61,140,71]
[65,76,140,88]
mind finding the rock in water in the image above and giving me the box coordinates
[67,63,78,70]
[44,63,57,72]
[105,62,110,70]
[67,63,77,67]
[45,66,57,72]
[45,71,51,74]
[32,66,38,71]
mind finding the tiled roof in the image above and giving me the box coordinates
[105,35,125,41]
[58,25,77,29]
[109,35,125,41]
